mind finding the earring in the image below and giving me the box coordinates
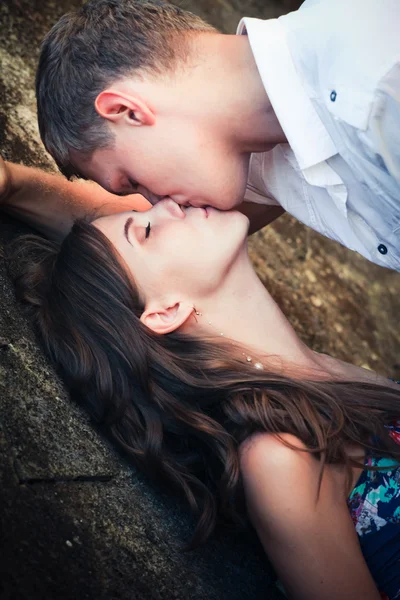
[192,306,202,323]
[192,307,263,369]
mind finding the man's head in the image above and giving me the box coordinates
[36,0,264,208]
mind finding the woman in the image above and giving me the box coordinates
[9,199,400,600]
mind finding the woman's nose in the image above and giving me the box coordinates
[158,198,186,219]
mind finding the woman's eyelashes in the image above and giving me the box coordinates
[145,222,151,239]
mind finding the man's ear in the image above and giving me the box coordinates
[95,90,156,127]
[140,302,193,335]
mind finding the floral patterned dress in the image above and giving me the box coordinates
[347,419,400,599]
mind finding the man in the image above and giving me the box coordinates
[2,0,400,270]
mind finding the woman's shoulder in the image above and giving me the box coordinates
[239,433,322,500]
[239,432,347,518]
[239,432,315,475]
[239,433,384,600]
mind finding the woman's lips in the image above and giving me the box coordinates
[194,207,209,218]
[183,205,209,218]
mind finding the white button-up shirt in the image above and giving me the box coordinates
[238,0,400,271]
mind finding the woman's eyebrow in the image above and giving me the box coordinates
[124,217,133,245]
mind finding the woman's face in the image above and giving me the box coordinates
[93,199,249,305]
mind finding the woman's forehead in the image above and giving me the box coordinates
[94,210,131,229]
[92,212,125,239]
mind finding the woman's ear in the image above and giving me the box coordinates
[95,90,156,127]
[140,302,193,335]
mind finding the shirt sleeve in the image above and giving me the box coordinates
[368,63,400,185]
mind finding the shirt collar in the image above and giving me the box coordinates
[237,17,337,171]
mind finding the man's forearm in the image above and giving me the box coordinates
[1,162,150,240]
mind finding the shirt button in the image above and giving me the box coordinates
[330,90,337,102]
[377,244,388,255]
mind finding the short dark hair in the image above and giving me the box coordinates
[36,0,216,178]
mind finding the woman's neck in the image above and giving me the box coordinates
[189,253,317,373]
[188,253,394,386]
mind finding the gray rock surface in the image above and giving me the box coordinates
[0,1,399,599]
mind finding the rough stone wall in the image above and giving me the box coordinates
[0,1,399,600]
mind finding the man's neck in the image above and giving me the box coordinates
[188,32,287,151]
[221,34,287,150]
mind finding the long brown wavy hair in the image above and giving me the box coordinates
[8,220,400,547]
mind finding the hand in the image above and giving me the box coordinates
[0,156,12,206]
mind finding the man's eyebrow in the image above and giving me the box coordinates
[124,217,133,245]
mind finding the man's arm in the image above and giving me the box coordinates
[369,63,400,186]
[238,200,285,235]
[0,158,150,241]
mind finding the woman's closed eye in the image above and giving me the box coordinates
[124,217,151,244]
